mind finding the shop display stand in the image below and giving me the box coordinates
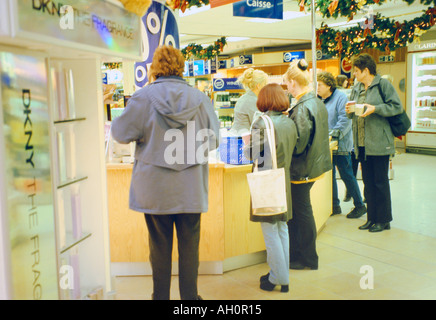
[48,59,111,300]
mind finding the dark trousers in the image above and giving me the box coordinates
[144,213,201,300]
[358,147,392,224]
[287,182,318,269]
[333,154,364,208]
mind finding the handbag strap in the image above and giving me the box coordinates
[260,114,278,170]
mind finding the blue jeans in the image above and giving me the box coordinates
[261,221,289,285]
[333,154,364,208]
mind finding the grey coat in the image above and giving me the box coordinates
[231,90,258,133]
[244,111,297,223]
[348,75,403,158]
[111,76,220,215]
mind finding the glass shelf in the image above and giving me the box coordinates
[54,117,86,124]
[57,176,88,189]
[60,232,92,254]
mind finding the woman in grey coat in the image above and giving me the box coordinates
[230,68,268,135]
[111,45,220,300]
[346,54,403,232]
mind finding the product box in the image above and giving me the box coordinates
[219,136,252,165]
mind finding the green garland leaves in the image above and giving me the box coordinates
[313,1,436,57]
[181,37,227,60]
[300,0,436,19]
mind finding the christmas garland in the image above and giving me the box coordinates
[181,37,227,60]
[299,0,436,19]
[166,0,210,12]
[317,7,436,57]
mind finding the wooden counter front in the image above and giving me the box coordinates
[107,143,335,275]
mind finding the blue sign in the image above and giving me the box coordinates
[283,51,305,63]
[239,55,253,65]
[213,78,243,91]
[135,1,180,89]
[194,60,205,76]
[233,0,283,20]
[219,60,227,69]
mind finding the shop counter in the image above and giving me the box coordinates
[107,141,336,276]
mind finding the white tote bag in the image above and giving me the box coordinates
[246,115,287,217]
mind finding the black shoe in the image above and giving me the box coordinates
[359,221,374,230]
[343,195,352,202]
[346,206,367,219]
[260,273,269,283]
[369,223,390,232]
[259,278,289,292]
[290,261,318,270]
[331,206,342,216]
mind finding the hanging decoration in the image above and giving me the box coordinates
[119,0,153,16]
[103,62,123,70]
[166,0,210,12]
[317,8,436,58]
[181,37,227,60]
[299,0,436,19]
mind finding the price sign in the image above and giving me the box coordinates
[135,0,180,89]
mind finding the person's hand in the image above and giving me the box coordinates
[361,104,375,117]
[345,102,354,114]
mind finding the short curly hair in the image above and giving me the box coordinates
[317,71,336,92]
[149,45,185,80]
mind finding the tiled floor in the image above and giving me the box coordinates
[114,152,436,300]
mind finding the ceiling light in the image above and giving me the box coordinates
[226,37,251,42]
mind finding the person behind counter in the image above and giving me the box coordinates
[244,83,297,292]
[230,68,269,135]
[317,71,366,219]
[283,59,332,270]
[111,45,220,300]
[345,53,403,232]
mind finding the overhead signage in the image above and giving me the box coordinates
[219,60,228,69]
[239,55,253,65]
[0,52,58,299]
[283,51,305,63]
[316,49,333,61]
[194,60,205,76]
[213,78,242,91]
[233,0,283,20]
[341,57,352,76]
[134,0,180,89]
[13,0,141,58]
[408,40,436,52]
[379,55,395,63]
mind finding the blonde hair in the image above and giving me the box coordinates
[284,59,310,87]
[237,68,268,91]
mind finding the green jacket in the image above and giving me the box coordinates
[348,75,403,158]
[288,92,332,181]
[244,111,298,223]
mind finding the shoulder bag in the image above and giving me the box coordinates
[377,79,411,138]
[246,115,287,217]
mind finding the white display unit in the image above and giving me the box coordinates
[0,0,142,300]
[48,58,111,299]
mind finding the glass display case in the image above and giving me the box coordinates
[406,41,436,152]
[409,51,436,132]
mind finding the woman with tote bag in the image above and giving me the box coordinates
[244,83,297,292]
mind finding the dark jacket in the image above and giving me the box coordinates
[348,75,403,158]
[244,111,297,223]
[111,76,220,214]
[288,91,332,182]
